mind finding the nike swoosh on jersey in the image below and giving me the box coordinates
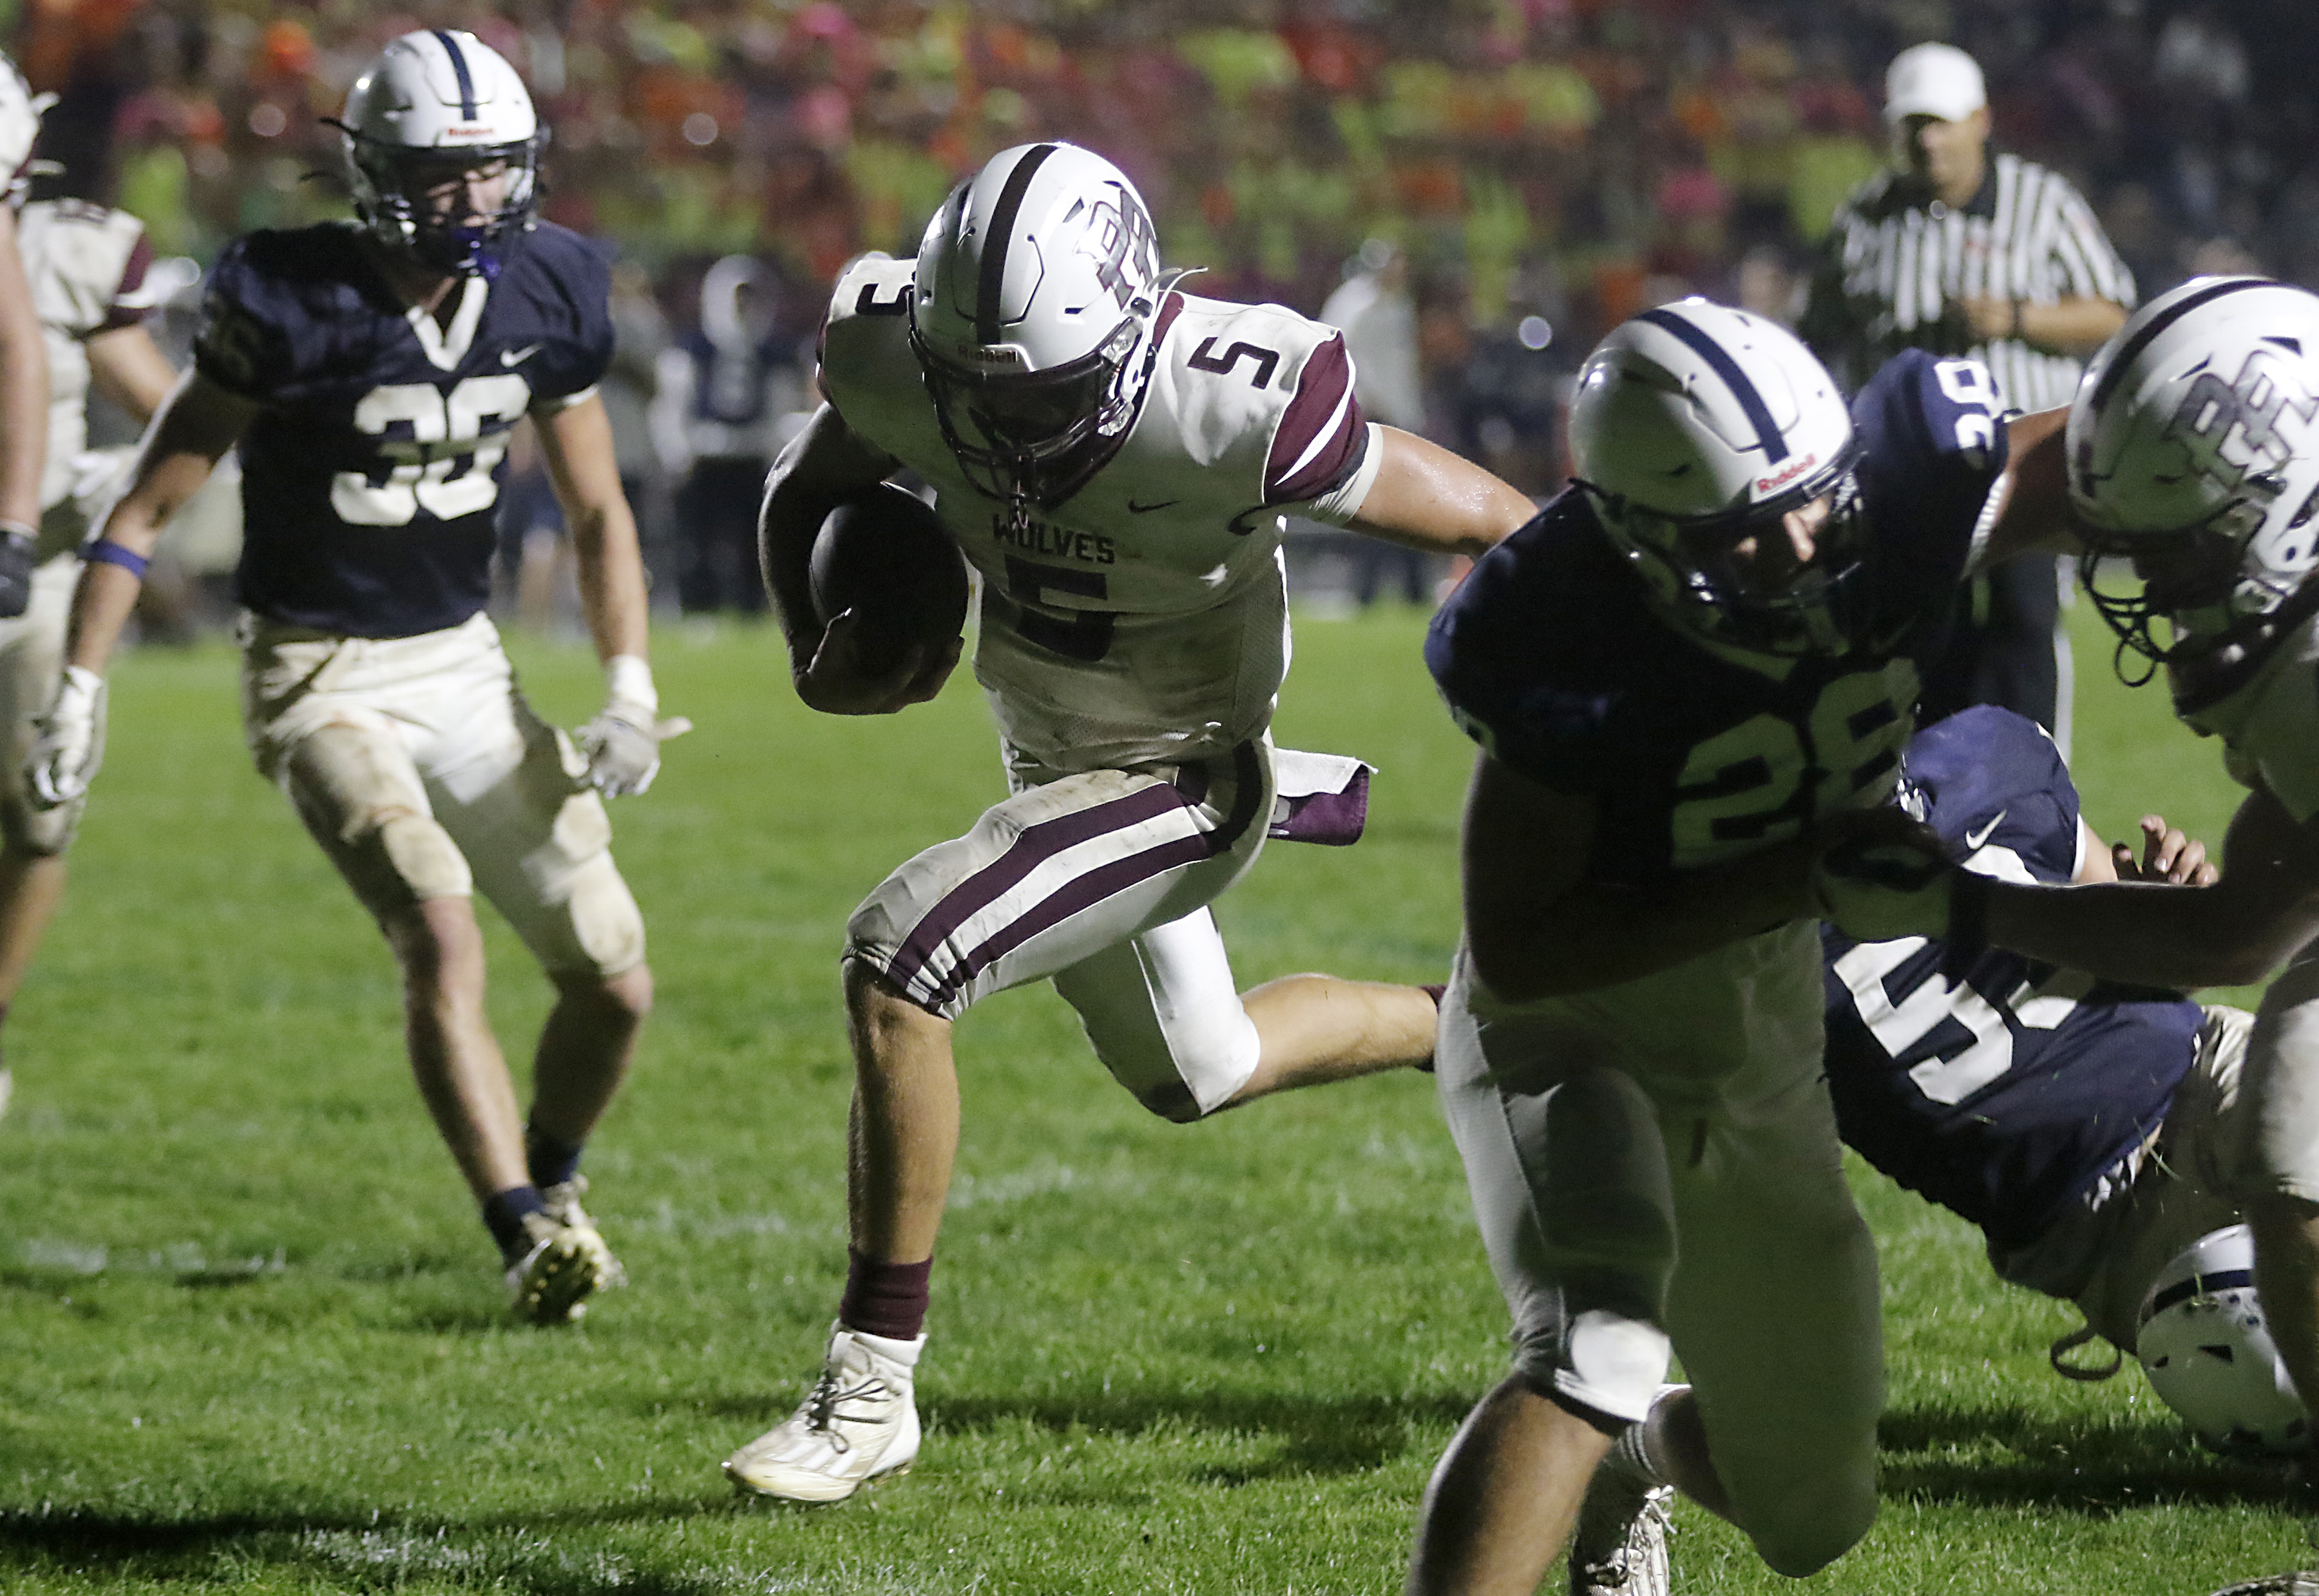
[1963,812,2005,852]
[1127,499,1180,513]
[501,343,544,366]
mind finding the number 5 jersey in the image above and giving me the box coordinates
[193,220,613,638]
[819,253,1376,775]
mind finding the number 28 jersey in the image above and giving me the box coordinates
[1427,349,2006,883]
[195,221,614,639]
[820,253,1372,774]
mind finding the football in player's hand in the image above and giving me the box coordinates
[809,484,970,674]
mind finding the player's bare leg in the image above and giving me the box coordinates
[1223,974,1436,1105]
[1408,1377,1611,1596]
[844,958,959,1264]
[385,895,527,1199]
[528,963,651,1152]
[2251,1193,2319,1416]
[0,846,64,1115]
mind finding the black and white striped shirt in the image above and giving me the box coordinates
[1800,150,2135,412]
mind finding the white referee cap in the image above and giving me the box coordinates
[1885,42,1986,123]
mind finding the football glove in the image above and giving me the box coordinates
[1811,828,1956,944]
[0,520,37,620]
[27,665,106,809]
[576,654,689,798]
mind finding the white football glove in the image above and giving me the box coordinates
[1811,830,1956,944]
[28,664,107,809]
[576,655,689,798]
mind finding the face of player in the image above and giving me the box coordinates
[2128,526,2242,615]
[1896,109,1989,202]
[402,156,513,231]
[1713,493,1833,599]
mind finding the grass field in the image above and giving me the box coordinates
[0,599,2311,1594]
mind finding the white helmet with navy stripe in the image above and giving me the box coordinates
[2136,1224,2310,1456]
[2069,276,2319,679]
[910,140,1168,522]
[1568,298,1867,655]
[338,28,544,280]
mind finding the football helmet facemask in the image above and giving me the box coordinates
[910,142,1170,526]
[2136,1224,2311,1457]
[337,29,544,280]
[1569,299,1872,656]
[2070,276,2319,685]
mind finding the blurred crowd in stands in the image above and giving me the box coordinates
[17,0,2318,616]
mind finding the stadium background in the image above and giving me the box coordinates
[8,0,2318,619]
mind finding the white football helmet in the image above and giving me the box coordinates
[337,29,544,279]
[2070,276,2319,680]
[910,141,1169,522]
[0,53,53,207]
[2136,1224,2311,1456]
[1567,299,1870,655]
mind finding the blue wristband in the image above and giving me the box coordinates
[84,539,148,579]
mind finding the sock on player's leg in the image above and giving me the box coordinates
[524,1121,584,1190]
[839,1249,933,1342]
[482,1185,549,1264]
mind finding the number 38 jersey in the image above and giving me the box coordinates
[1427,348,2005,883]
[194,220,614,639]
[1821,707,2200,1251]
[820,252,1371,773]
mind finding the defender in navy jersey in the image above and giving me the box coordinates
[26,30,676,1324]
[1811,276,2319,1458]
[725,142,1536,1505]
[1820,707,2313,1454]
[1411,302,2079,1596]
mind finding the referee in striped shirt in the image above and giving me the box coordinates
[1800,41,2134,752]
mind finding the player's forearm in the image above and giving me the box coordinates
[1982,875,2319,990]
[2020,296,2129,357]
[1468,841,1818,1001]
[0,227,46,529]
[61,557,146,675]
[1346,427,1534,557]
[567,502,651,662]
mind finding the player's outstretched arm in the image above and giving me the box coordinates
[24,372,251,809]
[1343,426,1535,557]
[85,322,182,427]
[0,202,47,617]
[535,391,678,796]
[1461,752,1822,1002]
[759,403,946,716]
[1973,404,2079,567]
[1980,783,2319,989]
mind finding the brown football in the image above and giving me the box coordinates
[808,484,970,672]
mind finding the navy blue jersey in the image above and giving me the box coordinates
[1822,706,2200,1251]
[1427,349,2005,882]
[195,221,614,638]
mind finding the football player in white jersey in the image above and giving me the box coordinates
[1815,276,2319,1465]
[0,53,52,1116]
[724,141,1536,1502]
[0,157,183,1122]
[24,31,672,1323]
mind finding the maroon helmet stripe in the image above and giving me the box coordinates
[1265,332,1366,503]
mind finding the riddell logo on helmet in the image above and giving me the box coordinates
[1756,452,1818,492]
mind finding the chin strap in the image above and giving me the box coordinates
[2048,1322,2124,1382]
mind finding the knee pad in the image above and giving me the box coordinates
[540,851,645,978]
[1511,1306,1674,1430]
[368,807,473,904]
[1744,1463,1878,1577]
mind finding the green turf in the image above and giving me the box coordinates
[0,601,2305,1593]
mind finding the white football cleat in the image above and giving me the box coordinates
[724,1323,924,1503]
[1569,1472,1674,1596]
[504,1180,624,1324]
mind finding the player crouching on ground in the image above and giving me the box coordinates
[1814,276,2319,1462]
[25,30,680,1324]
[725,140,1537,1503]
